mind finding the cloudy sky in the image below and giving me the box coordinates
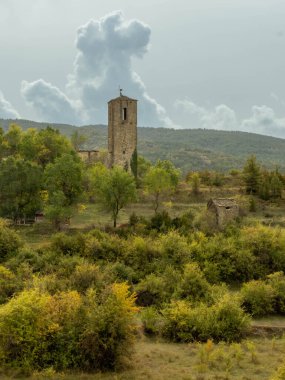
[0,0,285,136]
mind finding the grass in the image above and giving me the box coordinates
[3,336,283,380]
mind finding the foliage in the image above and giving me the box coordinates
[0,157,42,222]
[241,280,276,316]
[44,154,83,229]
[243,155,261,194]
[161,294,250,343]
[90,165,137,227]
[0,284,138,372]
[144,161,179,213]
[175,263,211,302]
[0,219,23,261]
[0,265,17,304]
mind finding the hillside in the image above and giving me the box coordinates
[1,118,285,172]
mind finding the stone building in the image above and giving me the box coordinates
[108,91,137,174]
[207,198,239,228]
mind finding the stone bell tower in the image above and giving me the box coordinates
[108,90,137,175]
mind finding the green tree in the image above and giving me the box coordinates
[70,130,87,151]
[0,157,42,223]
[191,172,201,195]
[137,155,151,187]
[144,166,174,213]
[155,159,181,188]
[91,166,136,227]
[270,171,283,199]
[44,154,83,229]
[243,155,261,194]
[21,127,74,167]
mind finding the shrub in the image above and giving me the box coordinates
[71,263,104,293]
[135,274,169,307]
[0,283,138,372]
[141,306,162,335]
[240,225,285,276]
[267,272,285,314]
[241,280,276,316]
[51,232,86,256]
[0,219,23,261]
[0,265,17,304]
[161,294,250,343]
[158,231,191,267]
[190,234,256,283]
[175,263,211,302]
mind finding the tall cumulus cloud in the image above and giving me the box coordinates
[21,11,174,127]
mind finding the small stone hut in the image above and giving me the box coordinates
[207,198,239,228]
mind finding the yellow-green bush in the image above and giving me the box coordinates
[241,280,276,316]
[0,219,23,261]
[0,265,17,303]
[161,294,250,343]
[0,283,138,372]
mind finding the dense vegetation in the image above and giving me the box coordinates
[2,118,285,172]
[1,123,285,378]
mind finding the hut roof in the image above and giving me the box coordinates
[207,198,238,208]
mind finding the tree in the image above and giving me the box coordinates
[243,155,261,194]
[91,165,136,227]
[71,130,87,151]
[0,157,42,223]
[144,166,174,213]
[270,171,283,199]
[21,127,74,167]
[155,159,181,188]
[191,172,201,195]
[44,154,83,229]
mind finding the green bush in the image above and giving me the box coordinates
[267,272,285,314]
[175,263,211,302]
[51,232,86,256]
[141,306,162,335]
[161,294,250,343]
[0,219,23,261]
[190,233,257,283]
[135,274,169,307]
[241,280,276,316]
[0,283,138,372]
[0,265,18,304]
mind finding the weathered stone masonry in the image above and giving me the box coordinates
[108,94,137,173]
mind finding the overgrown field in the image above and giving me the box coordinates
[2,125,285,379]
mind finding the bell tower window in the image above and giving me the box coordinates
[122,107,127,121]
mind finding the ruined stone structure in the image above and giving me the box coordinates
[207,198,239,228]
[77,149,100,163]
[108,92,137,174]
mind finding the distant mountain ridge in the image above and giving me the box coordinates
[1,118,285,173]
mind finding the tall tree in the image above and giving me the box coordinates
[144,166,174,213]
[0,157,42,223]
[243,155,261,194]
[91,165,136,227]
[44,153,83,229]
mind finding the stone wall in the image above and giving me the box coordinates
[108,95,137,172]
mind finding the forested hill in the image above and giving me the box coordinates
[1,118,285,172]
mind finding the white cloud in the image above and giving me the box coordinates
[241,105,285,137]
[174,99,238,130]
[174,99,285,138]
[21,11,174,127]
[21,79,80,124]
[0,91,20,119]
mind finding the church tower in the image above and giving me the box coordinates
[108,91,137,175]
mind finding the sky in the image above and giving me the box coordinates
[0,0,285,137]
